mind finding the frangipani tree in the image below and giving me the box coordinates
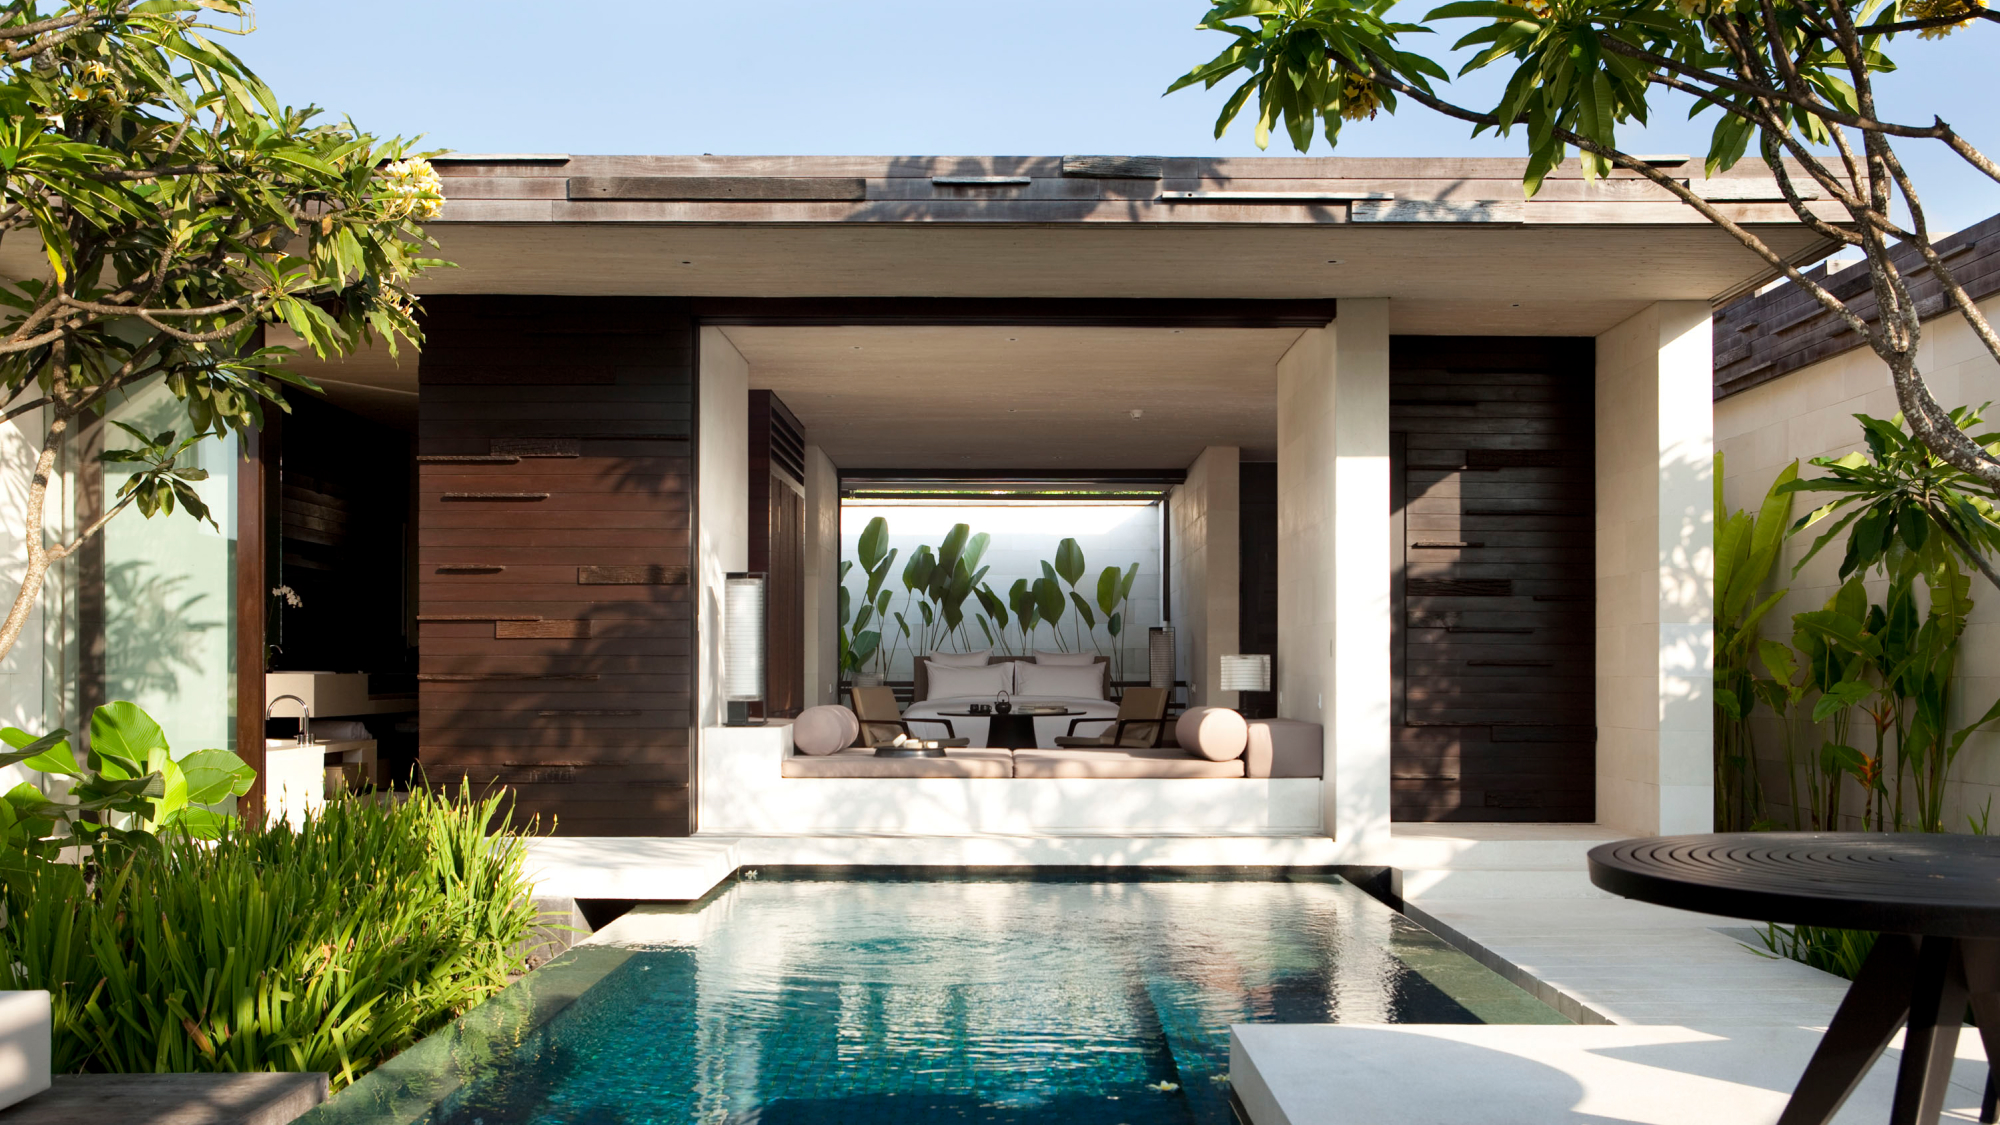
[1171,0,2000,489]
[0,1,444,661]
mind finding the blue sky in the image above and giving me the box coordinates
[236,1,1997,230]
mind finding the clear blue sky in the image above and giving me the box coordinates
[235,1,1998,231]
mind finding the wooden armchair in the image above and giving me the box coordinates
[851,686,957,744]
[1053,687,1169,749]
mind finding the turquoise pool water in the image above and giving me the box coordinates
[419,876,1563,1124]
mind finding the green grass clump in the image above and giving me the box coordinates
[1757,923,1878,981]
[0,786,539,1089]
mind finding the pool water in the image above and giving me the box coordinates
[427,876,1564,1125]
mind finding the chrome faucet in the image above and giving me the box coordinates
[267,694,312,746]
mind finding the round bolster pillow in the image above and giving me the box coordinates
[794,705,859,756]
[1176,706,1249,761]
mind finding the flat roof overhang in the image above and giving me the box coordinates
[413,153,1845,337]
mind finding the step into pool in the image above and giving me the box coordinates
[368,875,1565,1124]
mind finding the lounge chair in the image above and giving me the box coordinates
[851,686,960,745]
[1052,686,1168,749]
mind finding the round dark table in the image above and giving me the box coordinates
[931,708,1081,750]
[1589,833,2000,1125]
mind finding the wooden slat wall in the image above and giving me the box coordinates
[1715,214,2000,398]
[418,296,695,836]
[1236,461,1279,720]
[747,391,807,717]
[1391,336,1596,822]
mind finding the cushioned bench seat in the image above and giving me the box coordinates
[1010,747,1247,779]
[782,748,1014,778]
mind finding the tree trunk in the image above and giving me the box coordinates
[0,404,68,664]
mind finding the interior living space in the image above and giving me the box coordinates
[0,153,1844,857]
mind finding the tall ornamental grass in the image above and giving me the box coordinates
[0,786,539,1089]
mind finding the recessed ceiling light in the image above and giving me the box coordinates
[1511,303,1521,308]
[1129,409,1144,420]
[1326,259,1341,264]
[852,345,863,350]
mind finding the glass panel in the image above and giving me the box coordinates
[97,380,238,751]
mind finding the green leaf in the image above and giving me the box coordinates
[858,516,890,570]
[1097,566,1123,616]
[89,702,170,772]
[0,728,78,776]
[1053,538,1086,588]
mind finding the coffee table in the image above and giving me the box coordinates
[931,708,1082,750]
[1588,833,2000,1125]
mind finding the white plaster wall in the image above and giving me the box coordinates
[0,411,45,793]
[839,501,1163,681]
[1717,292,2000,830]
[697,328,750,731]
[802,444,840,706]
[1595,302,1715,835]
[1168,446,1240,708]
[1276,301,1390,851]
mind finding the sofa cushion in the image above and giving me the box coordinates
[927,649,992,668]
[792,705,859,756]
[782,748,1013,778]
[1033,650,1098,666]
[1014,660,1105,699]
[1176,707,1249,761]
[925,660,1013,699]
[1010,748,1246,779]
[1247,718,1323,778]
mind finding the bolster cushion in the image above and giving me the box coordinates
[1175,706,1249,762]
[793,705,859,756]
[1245,718,1323,778]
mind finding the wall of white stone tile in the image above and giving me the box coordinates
[1168,446,1239,709]
[1716,292,2000,832]
[1595,302,1716,835]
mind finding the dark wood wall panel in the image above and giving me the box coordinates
[747,390,806,717]
[418,296,696,836]
[1392,336,1595,823]
[1237,461,1278,719]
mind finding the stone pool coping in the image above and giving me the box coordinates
[290,944,637,1125]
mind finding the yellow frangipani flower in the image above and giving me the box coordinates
[1908,0,1985,38]
[376,157,445,221]
[1341,71,1382,121]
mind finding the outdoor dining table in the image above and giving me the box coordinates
[1588,833,2000,1125]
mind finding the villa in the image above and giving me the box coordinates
[10,153,2000,1125]
[60,152,1845,851]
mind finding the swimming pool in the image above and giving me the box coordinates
[316,875,1564,1125]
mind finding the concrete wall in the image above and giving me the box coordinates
[1594,302,1715,835]
[802,444,840,706]
[697,327,750,731]
[838,502,1163,682]
[1717,291,2000,830]
[1167,447,1240,709]
[1276,301,1390,853]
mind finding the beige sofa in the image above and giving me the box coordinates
[783,717,1321,779]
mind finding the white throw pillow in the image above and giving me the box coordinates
[1034,650,1098,666]
[1015,660,1105,699]
[927,649,992,668]
[925,660,1014,699]
[793,705,858,756]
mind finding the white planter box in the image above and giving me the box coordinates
[0,990,51,1112]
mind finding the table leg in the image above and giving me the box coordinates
[1890,936,1969,1125]
[1959,940,2000,1124]
[1779,934,1919,1125]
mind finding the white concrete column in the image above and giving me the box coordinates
[801,444,840,706]
[1168,446,1240,709]
[1594,302,1714,834]
[1276,300,1392,854]
[696,327,749,732]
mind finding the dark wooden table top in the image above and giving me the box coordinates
[931,708,1083,717]
[1587,833,2000,937]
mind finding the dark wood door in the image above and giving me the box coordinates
[417,297,696,836]
[1391,336,1595,822]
